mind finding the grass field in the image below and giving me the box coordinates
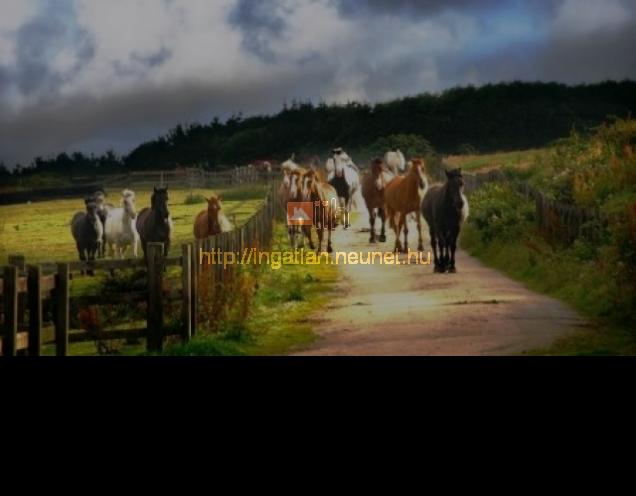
[0,183,270,264]
[444,148,549,172]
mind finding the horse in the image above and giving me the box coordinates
[71,197,104,275]
[93,190,115,258]
[384,149,406,175]
[286,164,310,249]
[361,158,395,243]
[326,148,363,228]
[104,189,140,259]
[384,158,429,253]
[300,169,339,253]
[422,168,469,273]
[136,186,173,261]
[194,194,234,239]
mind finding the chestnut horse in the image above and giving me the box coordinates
[361,158,395,243]
[194,195,233,239]
[384,158,429,253]
[300,169,339,253]
[282,158,308,249]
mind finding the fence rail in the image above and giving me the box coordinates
[0,181,282,356]
[463,169,603,243]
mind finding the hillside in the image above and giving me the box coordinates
[3,80,636,177]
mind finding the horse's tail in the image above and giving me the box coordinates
[461,193,470,223]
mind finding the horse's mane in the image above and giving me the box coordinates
[218,212,234,233]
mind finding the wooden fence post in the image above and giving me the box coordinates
[181,244,192,343]
[9,255,26,329]
[2,266,18,356]
[27,265,42,356]
[147,242,164,352]
[189,242,198,336]
[55,263,69,356]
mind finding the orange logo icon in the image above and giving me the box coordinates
[287,202,314,226]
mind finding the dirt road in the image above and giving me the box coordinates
[294,214,589,356]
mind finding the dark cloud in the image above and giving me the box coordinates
[0,65,332,166]
[333,0,557,18]
[441,5,636,86]
[228,0,290,61]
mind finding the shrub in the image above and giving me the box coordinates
[468,183,535,243]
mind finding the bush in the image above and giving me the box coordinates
[468,183,535,243]
[183,193,205,205]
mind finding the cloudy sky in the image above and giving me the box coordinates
[1,0,635,166]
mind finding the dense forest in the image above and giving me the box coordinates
[4,80,636,177]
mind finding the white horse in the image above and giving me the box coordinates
[105,189,140,258]
[384,149,406,175]
[325,148,364,228]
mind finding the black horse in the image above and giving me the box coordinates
[71,197,104,275]
[421,168,468,273]
[136,187,172,262]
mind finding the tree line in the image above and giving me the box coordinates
[4,80,636,178]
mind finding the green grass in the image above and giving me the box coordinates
[445,148,549,172]
[164,222,339,356]
[460,224,636,355]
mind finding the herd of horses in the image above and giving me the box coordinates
[278,148,469,273]
[69,147,468,274]
[71,187,232,268]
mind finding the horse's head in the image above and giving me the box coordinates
[282,155,298,172]
[371,158,385,191]
[205,195,221,216]
[84,197,98,218]
[282,168,292,189]
[205,195,222,231]
[290,170,303,201]
[409,158,428,190]
[445,168,465,211]
[152,186,170,223]
[332,148,349,178]
[302,170,317,201]
[93,190,106,209]
[121,189,137,220]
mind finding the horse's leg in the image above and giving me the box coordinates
[448,227,459,273]
[392,210,402,253]
[77,243,86,276]
[430,228,441,273]
[87,247,96,277]
[327,212,333,254]
[339,196,349,230]
[440,233,449,272]
[316,221,324,254]
[369,208,376,243]
[402,214,409,254]
[302,225,311,250]
[416,211,424,252]
[379,208,387,243]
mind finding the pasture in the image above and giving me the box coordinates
[444,148,549,173]
[0,183,270,264]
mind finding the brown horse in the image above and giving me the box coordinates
[194,195,233,239]
[300,169,339,253]
[283,162,308,248]
[422,168,469,273]
[361,158,395,243]
[384,158,429,253]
